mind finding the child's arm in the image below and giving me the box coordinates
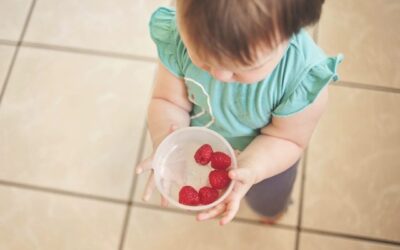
[147,62,192,147]
[136,62,192,202]
[238,88,329,183]
[197,88,329,225]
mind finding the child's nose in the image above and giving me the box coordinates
[210,68,234,82]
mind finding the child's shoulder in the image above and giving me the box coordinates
[276,29,344,91]
[286,29,327,67]
[271,29,343,117]
[149,7,179,50]
[149,7,189,78]
[149,7,177,34]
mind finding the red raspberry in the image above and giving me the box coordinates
[199,187,219,205]
[210,152,231,170]
[179,186,200,206]
[209,170,231,190]
[194,144,213,165]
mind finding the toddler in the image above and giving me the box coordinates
[136,0,343,225]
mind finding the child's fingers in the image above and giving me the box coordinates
[220,200,240,225]
[197,203,225,221]
[140,125,180,204]
[138,124,178,175]
[161,196,169,207]
[136,156,154,174]
[142,171,155,202]
[218,185,248,225]
[229,168,254,184]
[229,181,253,204]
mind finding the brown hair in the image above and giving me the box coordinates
[177,0,325,66]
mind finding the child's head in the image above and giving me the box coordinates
[176,0,324,83]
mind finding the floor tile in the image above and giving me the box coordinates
[24,0,170,57]
[0,0,32,41]
[124,207,296,250]
[0,185,125,250]
[299,232,400,250]
[0,45,15,90]
[318,0,400,88]
[0,47,156,199]
[303,86,400,241]
[134,131,302,226]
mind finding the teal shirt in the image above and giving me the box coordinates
[150,7,343,151]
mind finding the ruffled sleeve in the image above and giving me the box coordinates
[149,7,184,77]
[272,54,344,117]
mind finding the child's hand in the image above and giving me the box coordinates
[196,160,257,225]
[135,125,179,207]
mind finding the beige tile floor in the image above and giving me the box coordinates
[0,1,399,250]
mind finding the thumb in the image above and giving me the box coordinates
[229,168,255,184]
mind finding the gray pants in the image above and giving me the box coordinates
[245,160,299,217]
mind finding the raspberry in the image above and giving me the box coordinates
[210,152,231,170]
[209,170,231,190]
[194,144,213,165]
[199,187,219,205]
[179,186,200,206]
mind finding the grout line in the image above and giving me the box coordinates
[234,217,295,231]
[0,39,18,46]
[0,0,33,105]
[132,202,297,231]
[0,179,128,205]
[314,22,399,95]
[117,121,149,250]
[0,46,18,105]
[295,149,308,250]
[118,68,158,249]
[334,81,400,94]
[0,0,36,106]
[293,149,400,249]
[3,179,397,247]
[117,205,130,250]
[301,228,400,247]
[22,41,158,63]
